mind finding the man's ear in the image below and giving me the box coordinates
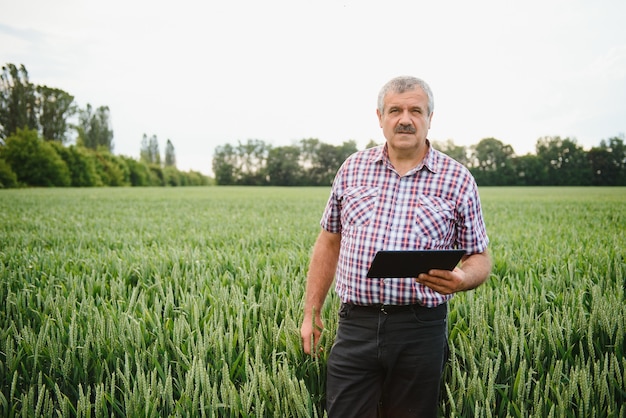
[376,108,383,128]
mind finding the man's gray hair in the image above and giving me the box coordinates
[377,76,434,116]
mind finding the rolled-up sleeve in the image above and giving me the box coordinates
[320,190,342,234]
[457,182,489,254]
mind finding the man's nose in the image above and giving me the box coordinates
[399,109,412,123]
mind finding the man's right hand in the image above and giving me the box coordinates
[300,229,340,356]
[301,314,325,356]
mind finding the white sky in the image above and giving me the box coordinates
[1,0,625,175]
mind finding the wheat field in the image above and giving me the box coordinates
[1,186,624,417]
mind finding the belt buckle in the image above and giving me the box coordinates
[380,304,388,315]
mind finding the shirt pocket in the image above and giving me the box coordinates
[341,186,379,228]
[413,195,456,244]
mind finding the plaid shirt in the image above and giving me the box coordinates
[321,143,489,307]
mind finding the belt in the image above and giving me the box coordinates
[345,302,447,315]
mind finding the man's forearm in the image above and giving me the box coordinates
[459,250,492,291]
[303,230,341,317]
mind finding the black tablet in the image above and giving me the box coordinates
[366,249,465,278]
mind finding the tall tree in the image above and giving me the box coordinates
[212,143,238,185]
[76,104,114,152]
[267,145,302,185]
[140,134,161,165]
[511,154,547,185]
[588,136,626,186]
[535,136,591,185]
[149,135,160,165]
[471,137,514,171]
[365,139,381,149]
[236,139,268,185]
[140,134,151,163]
[164,139,176,167]
[2,63,77,144]
[0,63,38,139]
[139,134,160,166]
[299,138,357,186]
[470,137,515,185]
[37,85,75,143]
[434,139,469,165]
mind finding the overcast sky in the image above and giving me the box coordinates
[2,0,625,174]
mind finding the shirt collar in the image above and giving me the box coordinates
[370,140,439,174]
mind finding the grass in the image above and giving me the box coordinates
[1,186,625,417]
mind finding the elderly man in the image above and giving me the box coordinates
[301,76,491,417]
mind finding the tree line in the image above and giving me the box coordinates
[2,63,624,188]
[212,135,626,187]
[447,136,626,186]
[0,63,210,188]
[0,128,209,187]
[212,138,361,186]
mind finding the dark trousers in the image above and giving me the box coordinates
[326,302,448,418]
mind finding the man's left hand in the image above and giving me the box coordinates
[416,251,492,294]
[416,267,466,295]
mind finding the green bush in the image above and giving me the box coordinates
[163,166,180,186]
[122,156,151,187]
[148,164,164,186]
[0,128,70,186]
[0,127,210,188]
[50,143,102,187]
[93,151,129,186]
[0,157,18,188]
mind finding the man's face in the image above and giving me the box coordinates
[376,87,433,153]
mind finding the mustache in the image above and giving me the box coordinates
[395,124,416,134]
